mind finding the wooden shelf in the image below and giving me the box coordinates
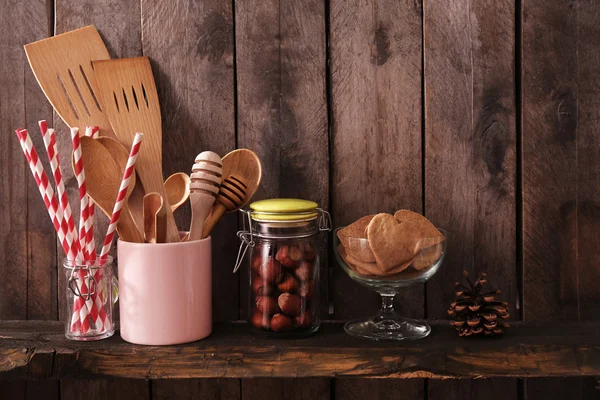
[0,320,598,380]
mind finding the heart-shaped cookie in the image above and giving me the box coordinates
[393,210,444,245]
[338,244,415,276]
[338,244,381,275]
[366,213,421,272]
[337,215,376,262]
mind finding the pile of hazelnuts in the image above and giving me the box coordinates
[251,241,317,333]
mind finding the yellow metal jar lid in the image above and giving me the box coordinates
[249,198,319,221]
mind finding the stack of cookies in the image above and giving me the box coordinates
[337,210,445,277]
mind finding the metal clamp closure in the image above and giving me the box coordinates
[233,209,255,273]
[317,208,332,232]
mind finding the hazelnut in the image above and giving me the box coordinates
[251,243,272,270]
[294,312,313,328]
[298,281,315,298]
[251,310,270,329]
[276,245,295,268]
[251,253,263,271]
[295,261,314,281]
[252,277,273,296]
[257,258,282,283]
[256,296,278,315]
[278,274,299,292]
[278,293,302,316]
[270,313,293,332]
[299,242,316,261]
[289,246,303,262]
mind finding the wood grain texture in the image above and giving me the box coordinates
[526,377,599,400]
[522,0,600,398]
[54,2,145,400]
[0,0,56,322]
[142,0,238,322]
[235,0,329,319]
[55,0,143,322]
[329,1,423,397]
[242,378,330,400]
[24,26,113,138]
[142,2,236,397]
[0,381,59,400]
[424,1,517,399]
[92,56,180,243]
[428,379,517,400]
[151,379,240,400]
[60,380,149,400]
[0,2,56,399]
[2,320,598,380]
[235,0,328,396]
[334,378,422,400]
[330,0,423,319]
[424,0,517,319]
[522,0,600,322]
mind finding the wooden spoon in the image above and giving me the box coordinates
[164,172,190,212]
[93,57,179,242]
[96,136,145,228]
[78,136,143,243]
[189,152,222,241]
[201,149,262,238]
[24,26,114,138]
[143,193,166,244]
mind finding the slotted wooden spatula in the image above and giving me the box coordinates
[92,57,180,242]
[24,26,115,138]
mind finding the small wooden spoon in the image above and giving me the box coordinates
[188,152,222,241]
[164,172,190,212]
[202,149,262,238]
[96,136,145,228]
[78,136,143,243]
[143,192,166,243]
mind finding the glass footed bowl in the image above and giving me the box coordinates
[334,227,447,341]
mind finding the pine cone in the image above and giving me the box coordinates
[448,270,510,337]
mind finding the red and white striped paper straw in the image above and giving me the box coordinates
[93,132,143,331]
[70,127,95,332]
[83,127,97,262]
[83,126,107,330]
[15,129,79,261]
[100,133,143,258]
[71,127,92,261]
[17,128,91,332]
[40,122,95,331]
[39,121,82,261]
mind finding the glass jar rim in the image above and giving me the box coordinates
[63,255,113,269]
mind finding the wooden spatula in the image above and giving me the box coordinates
[92,57,180,242]
[96,137,145,228]
[24,26,114,138]
[78,136,143,243]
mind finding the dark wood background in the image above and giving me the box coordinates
[1,0,598,399]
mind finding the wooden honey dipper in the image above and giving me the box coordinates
[188,151,222,241]
[201,149,262,238]
[201,175,248,239]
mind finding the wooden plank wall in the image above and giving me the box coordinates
[0,0,599,399]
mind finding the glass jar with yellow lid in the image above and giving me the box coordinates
[235,198,331,337]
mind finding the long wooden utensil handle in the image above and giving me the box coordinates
[117,205,144,243]
[201,203,227,239]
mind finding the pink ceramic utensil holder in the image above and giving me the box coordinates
[117,236,212,345]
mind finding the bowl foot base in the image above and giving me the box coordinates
[344,317,431,341]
